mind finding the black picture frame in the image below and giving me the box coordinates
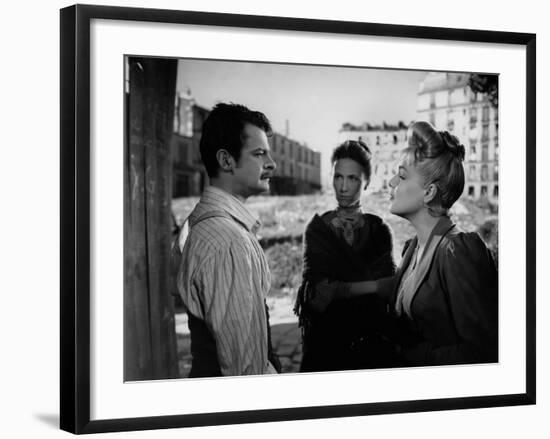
[60,4,536,434]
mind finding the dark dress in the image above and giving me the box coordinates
[294,211,398,372]
[378,216,498,366]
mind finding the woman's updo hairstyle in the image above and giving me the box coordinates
[404,121,465,216]
[331,139,373,184]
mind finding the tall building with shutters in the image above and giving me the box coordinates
[417,72,499,200]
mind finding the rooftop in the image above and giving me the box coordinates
[418,72,470,95]
[339,121,409,132]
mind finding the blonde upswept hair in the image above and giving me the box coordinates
[403,121,466,216]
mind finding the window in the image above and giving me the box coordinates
[469,165,476,180]
[447,119,455,131]
[470,107,477,121]
[482,143,489,162]
[481,185,488,196]
[193,141,201,163]
[470,143,477,159]
[186,142,193,164]
[493,185,499,197]
[494,164,499,181]
[469,107,477,129]
[482,124,489,141]
[481,165,488,181]
[393,134,398,144]
[468,186,475,197]
[482,106,490,122]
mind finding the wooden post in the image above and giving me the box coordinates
[124,57,179,381]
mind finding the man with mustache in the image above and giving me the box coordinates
[176,103,280,377]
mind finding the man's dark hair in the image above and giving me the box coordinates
[199,103,272,178]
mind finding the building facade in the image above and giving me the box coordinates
[269,132,322,195]
[337,122,409,192]
[171,92,321,197]
[417,72,499,200]
[171,91,210,197]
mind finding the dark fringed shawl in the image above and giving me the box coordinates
[294,212,396,333]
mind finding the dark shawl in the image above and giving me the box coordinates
[295,212,397,371]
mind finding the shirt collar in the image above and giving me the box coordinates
[200,186,262,234]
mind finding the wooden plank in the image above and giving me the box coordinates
[124,57,178,381]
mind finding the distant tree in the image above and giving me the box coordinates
[468,74,498,108]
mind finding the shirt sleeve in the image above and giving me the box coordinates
[402,232,498,365]
[196,241,269,376]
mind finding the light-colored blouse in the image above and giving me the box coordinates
[394,243,421,318]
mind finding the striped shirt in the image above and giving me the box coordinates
[176,186,276,376]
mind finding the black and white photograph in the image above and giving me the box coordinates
[124,57,500,381]
[55,3,538,435]
[5,0,549,436]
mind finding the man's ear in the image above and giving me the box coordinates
[424,182,438,204]
[216,149,235,173]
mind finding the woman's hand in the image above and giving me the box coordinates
[308,279,341,314]
[317,279,351,300]
[316,279,338,300]
[311,278,378,315]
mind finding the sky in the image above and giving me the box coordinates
[176,58,427,183]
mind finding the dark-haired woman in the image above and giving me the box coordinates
[317,122,498,367]
[294,140,399,372]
